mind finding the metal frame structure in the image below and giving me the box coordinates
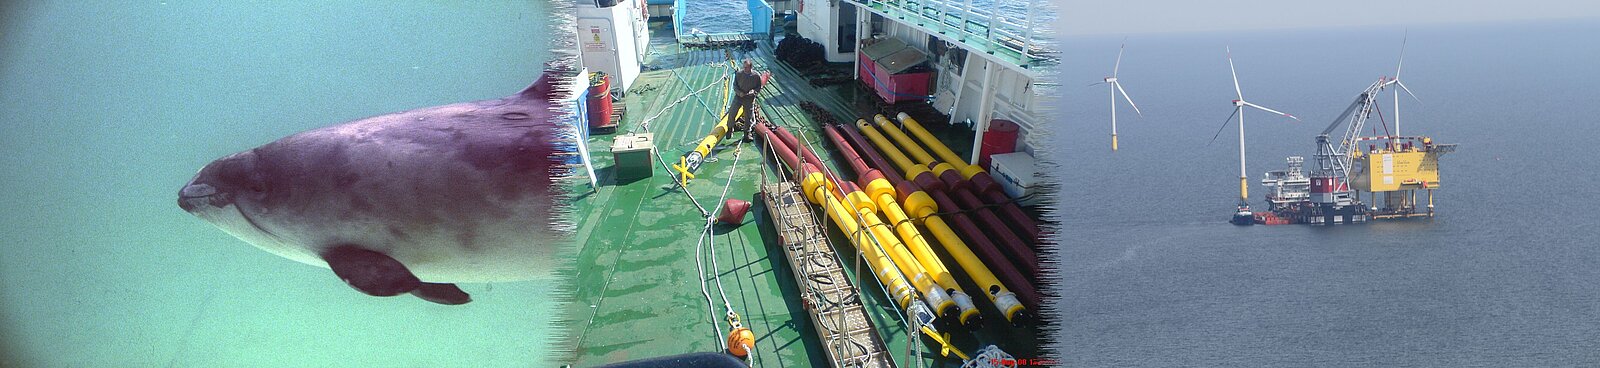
[1315,77,1386,202]
[674,0,776,41]
[844,0,1041,74]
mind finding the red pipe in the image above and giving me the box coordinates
[823,126,882,183]
[757,123,814,176]
[771,126,833,181]
[966,171,1039,243]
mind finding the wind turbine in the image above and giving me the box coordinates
[1382,32,1422,142]
[1210,46,1301,225]
[1092,40,1142,151]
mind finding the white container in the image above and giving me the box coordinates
[987,152,1036,202]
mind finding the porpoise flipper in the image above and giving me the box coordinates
[321,244,421,297]
[411,282,472,305]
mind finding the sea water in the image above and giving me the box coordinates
[1048,19,1600,366]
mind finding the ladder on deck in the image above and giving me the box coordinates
[760,182,893,368]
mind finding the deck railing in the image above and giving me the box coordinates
[672,0,776,42]
[748,0,774,36]
[846,0,1039,66]
[673,0,687,39]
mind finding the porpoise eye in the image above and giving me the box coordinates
[500,112,530,120]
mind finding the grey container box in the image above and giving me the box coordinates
[611,133,655,181]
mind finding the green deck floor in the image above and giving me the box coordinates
[560,25,1040,367]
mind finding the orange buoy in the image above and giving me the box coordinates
[726,327,754,358]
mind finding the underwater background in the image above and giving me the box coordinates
[1,1,567,366]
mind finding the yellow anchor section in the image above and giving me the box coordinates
[894,113,986,180]
[833,121,984,326]
[762,124,971,360]
[671,59,742,186]
[854,122,1027,323]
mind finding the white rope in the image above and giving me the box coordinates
[694,216,724,349]
[961,345,1018,368]
[692,137,746,351]
[688,54,748,352]
[640,51,735,348]
[636,69,729,134]
[709,141,744,314]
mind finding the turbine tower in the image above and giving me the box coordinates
[1382,32,1421,143]
[1211,47,1301,225]
[1093,40,1142,151]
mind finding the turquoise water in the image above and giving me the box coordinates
[1,1,564,366]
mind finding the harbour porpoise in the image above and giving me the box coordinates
[179,71,573,305]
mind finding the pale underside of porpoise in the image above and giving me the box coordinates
[179,71,572,304]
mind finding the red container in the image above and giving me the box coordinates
[857,50,933,104]
[978,119,1020,168]
[587,73,614,129]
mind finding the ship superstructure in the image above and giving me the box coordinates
[560,0,1050,366]
[1261,156,1311,210]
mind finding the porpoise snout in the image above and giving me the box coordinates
[178,182,220,212]
[182,183,217,198]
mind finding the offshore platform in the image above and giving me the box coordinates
[1255,66,1456,225]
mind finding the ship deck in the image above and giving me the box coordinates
[560,22,1040,367]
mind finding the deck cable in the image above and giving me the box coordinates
[696,66,738,350]
[631,71,729,135]
[709,56,745,315]
[705,53,762,362]
[681,54,754,352]
[703,139,746,348]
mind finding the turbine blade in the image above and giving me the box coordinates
[1208,107,1241,147]
[1397,30,1408,79]
[1395,80,1422,105]
[1114,38,1126,77]
[1241,101,1300,121]
[1115,82,1143,117]
[1227,46,1243,100]
[1087,81,1106,87]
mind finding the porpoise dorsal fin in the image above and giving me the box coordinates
[517,69,565,100]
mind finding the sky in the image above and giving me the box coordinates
[1052,0,1600,35]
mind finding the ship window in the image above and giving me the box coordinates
[838,2,857,52]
